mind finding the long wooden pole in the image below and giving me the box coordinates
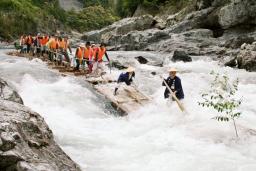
[162,77,185,112]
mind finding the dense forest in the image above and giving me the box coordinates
[0,0,191,40]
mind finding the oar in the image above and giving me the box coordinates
[161,76,185,112]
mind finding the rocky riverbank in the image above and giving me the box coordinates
[0,78,81,171]
[82,0,256,71]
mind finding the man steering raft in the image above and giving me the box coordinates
[162,68,184,101]
[114,66,135,96]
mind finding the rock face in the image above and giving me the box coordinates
[0,79,81,171]
[82,0,256,71]
[82,15,155,44]
[218,0,256,29]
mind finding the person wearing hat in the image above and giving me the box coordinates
[162,68,184,100]
[114,67,136,96]
[74,43,85,71]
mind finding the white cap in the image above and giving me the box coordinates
[126,66,135,72]
[169,68,178,72]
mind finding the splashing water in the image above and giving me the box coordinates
[1,50,256,171]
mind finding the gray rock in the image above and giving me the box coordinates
[172,50,192,62]
[224,36,255,49]
[225,57,237,67]
[0,78,23,104]
[0,151,24,169]
[0,78,81,171]
[236,43,256,71]
[111,60,128,70]
[0,132,16,152]
[82,15,155,43]
[218,0,256,29]
[135,56,148,64]
[153,16,166,30]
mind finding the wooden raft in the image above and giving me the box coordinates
[7,51,150,115]
[95,84,149,114]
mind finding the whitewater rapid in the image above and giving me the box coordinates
[1,50,256,171]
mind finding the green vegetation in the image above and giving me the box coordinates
[0,0,118,40]
[198,71,242,137]
[116,0,192,17]
[66,6,118,32]
[0,0,193,40]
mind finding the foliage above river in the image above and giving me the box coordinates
[0,0,192,40]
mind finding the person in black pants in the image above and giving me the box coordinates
[162,68,184,100]
[114,67,135,96]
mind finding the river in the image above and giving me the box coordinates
[1,50,256,171]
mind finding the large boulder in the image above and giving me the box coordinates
[172,50,192,62]
[224,35,255,49]
[82,15,155,43]
[218,0,256,29]
[135,56,148,64]
[236,42,256,71]
[0,79,81,171]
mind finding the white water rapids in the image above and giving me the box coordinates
[1,50,256,171]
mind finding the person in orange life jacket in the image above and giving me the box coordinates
[34,33,42,56]
[19,35,26,54]
[74,43,85,71]
[46,35,58,61]
[83,41,94,73]
[57,37,65,64]
[114,67,135,96]
[63,36,72,63]
[40,34,49,56]
[25,34,33,54]
[162,68,184,100]
[93,43,110,74]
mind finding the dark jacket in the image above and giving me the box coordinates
[162,76,184,100]
[117,72,135,85]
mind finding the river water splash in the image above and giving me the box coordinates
[1,50,256,171]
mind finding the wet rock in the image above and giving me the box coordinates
[135,56,148,64]
[0,78,23,104]
[225,57,237,67]
[153,16,166,30]
[224,36,255,49]
[236,42,256,71]
[111,60,128,70]
[0,78,81,171]
[0,151,24,169]
[0,132,16,152]
[172,50,192,62]
[151,72,157,75]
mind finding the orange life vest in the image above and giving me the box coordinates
[41,36,48,46]
[50,39,58,49]
[76,47,84,59]
[59,40,66,49]
[26,36,33,45]
[84,47,93,59]
[96,47,106,62]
